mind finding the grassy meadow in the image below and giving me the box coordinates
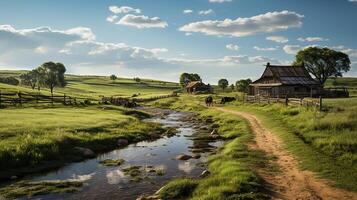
[0,70,179,100]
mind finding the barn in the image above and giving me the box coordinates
[249,63,322,97]
[186,81,211,93]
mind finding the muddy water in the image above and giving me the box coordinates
[21,109,222,200]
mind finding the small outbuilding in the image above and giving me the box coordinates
[249,63,322,97]
[186,81,211,94]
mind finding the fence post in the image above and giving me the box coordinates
[319,96,322,111]
[36,93,39,104]
[18,92,22,106]
[63,93,66,105]
[285,95,288,106]
[51,93,54,106]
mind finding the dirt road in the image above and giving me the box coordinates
[215,107,357,200]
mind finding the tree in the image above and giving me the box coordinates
[37,62,67,94]
[293,47,351,85]
[134,77,141,83]
[230,84,235,91]
[110,74,117,83]
[179,73,202,87]
[236,79,252,92]
[20,69,39,90]
[0,77,19,86]
[218,79,229,91]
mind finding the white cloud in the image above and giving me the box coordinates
[179,10,303,37]
[209,0,232,3]
[330,45,357,57]
[226,44,239,51]
[185,33,192,36]
[348,0,357,2]
[183,9,193,14]
[283,45,303,55]
[266,36,289,43]
[109,6,141,14]
[254,46,277,51]
[116,14,168,28]
[106,15,118,22]
[198,9,214,15]
[297,37,329,42]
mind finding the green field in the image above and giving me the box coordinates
[0,70,180,100]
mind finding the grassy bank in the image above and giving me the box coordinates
[225,97,357,191]
[147,95,268,199]
[0,105,166,180]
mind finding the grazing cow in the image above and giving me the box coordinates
[220,97,236,104]
[205,96,213,107]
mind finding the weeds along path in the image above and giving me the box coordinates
[214,107,357,200]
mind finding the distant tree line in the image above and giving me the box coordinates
[0,76,19,86]
[20,62,67,94]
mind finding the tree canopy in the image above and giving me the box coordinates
[218,79,229,91]
[110,74,117,82]
[293,47,351,85]
[236,79,252,92]
[37,62,67,94]
[179,73,201,87]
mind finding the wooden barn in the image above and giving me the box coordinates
[186,81,211,93]
[249,63,322,97]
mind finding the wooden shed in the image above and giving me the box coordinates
[186,81,211,93]
[249,63,322,97]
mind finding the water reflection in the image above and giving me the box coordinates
[17,109,222,200]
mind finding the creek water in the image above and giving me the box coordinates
[19,109,222,200]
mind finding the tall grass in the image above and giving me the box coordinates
[0,105,165,178]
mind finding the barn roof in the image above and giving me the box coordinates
[252,63,320,86]
[186,81,201,88]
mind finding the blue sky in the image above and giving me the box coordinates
[0,0,356,83]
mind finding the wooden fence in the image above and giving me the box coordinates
[0,91,96,107]
[101,93,178,107]
[243,94,322,111]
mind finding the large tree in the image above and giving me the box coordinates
[179,73,201,87]
[218,79,229,91]
[110,74,117,83]
[37,62,67,94]
[293,47,351,85]
[236,79,252,92]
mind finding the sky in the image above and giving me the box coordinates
[0,0,356,83]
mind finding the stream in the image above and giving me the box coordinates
[17,108,223,200]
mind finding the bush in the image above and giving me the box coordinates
[0,77,19,85]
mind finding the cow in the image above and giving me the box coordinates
[205,96,213,107]
[220,97,236,104]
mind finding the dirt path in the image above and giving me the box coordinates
[215,107,357,200]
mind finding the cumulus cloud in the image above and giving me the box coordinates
[283,44,357,57]
[266,36,289,43]
[183,9,193,14]
[283,45,302,54]
[209,0,232,3]
[198,9,214,15]
[106,15,118,22]
[297,37,328,42]
[109,6,141,14]
[116,14,168,28]
[348,0,357,2]
[179,10,303,37]
[254,46,277,51]
[226,44,239,51]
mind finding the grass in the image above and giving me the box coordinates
[0,70,180,100]
[0,180,82,198]
[0,105,166,180]
[147,95,268,200]
[224,97,357,191]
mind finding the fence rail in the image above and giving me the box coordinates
[243,94,322,111]
[0,91,97,107]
